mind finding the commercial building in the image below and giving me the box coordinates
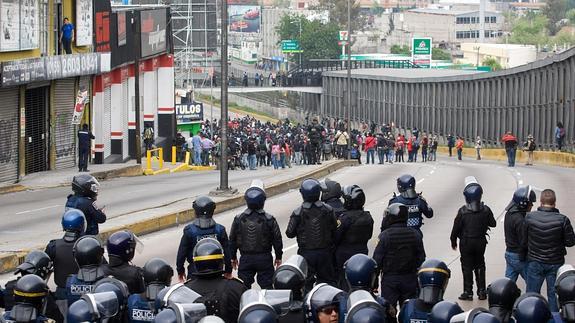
[459,43,537,68]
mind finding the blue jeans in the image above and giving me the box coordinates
[193,150,202,166]
[505,251,526,283]
[241,153,249,168]
[506,148,516,167]
[377,148,385,164]
[526,261,562,312]
[367,149,375,164]
[248,154,257,170]
[457,149,462,160]
[272,155,279,169]
[280,153,286,168]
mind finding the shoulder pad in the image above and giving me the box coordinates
[293,207,303,216]
[318,201,331,209]
[302,202,313,209]
[228,277,245,285]
[418,194,426,202]
[264,212,274,221]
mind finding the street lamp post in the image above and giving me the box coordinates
[473,46,481,66]
[346,0,352,159]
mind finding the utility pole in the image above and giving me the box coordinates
[133,12,142,164]
[346,0,352,159]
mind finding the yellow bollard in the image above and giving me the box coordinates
[159,148,164,169]
[184,151,190,165]
[172,146,177,165]
[146,150,152,171]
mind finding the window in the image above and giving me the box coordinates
[465,17,470,24]
[456,17,463,24]
[456,31,464,39]
[491,16,497,23]
[471,17,476,23]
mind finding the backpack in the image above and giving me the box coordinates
[144,128,154,140]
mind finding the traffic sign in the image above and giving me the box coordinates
[412,37,432,68]
[339,31,349,41]
[281,40,303,53]
[338,41,349,46]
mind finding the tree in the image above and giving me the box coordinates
[276,14,341,62]
[482,57,502,71]
[553,29,575,45]
[508,14,550,45]
[542,0,569,34]
[432,48,451,61]
[390,45,410,55]
[313,0,367,31]
[567,8,575,24]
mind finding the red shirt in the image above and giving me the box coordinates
[364,136,376,151]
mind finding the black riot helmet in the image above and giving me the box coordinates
[382,203,409,228]
[397,174,417,198]
[67,291,119,323]
[15,250,53,280]
[72,174,100,199]
[272,255,308,301]
[94,277,130,309]
[143,258,174,301]
[192,238,224,276]
[512,185,537,211]
[73,236,105,267]
[345,290,387,323]
[245,180,267,211]
[305,283,345,323]
[450,308,499,323]
[193,196,216,218]
[342,185,366,210]
[13,274,49,309]
[107,230,141,263]
[556,265,575,323]
[320,178,342,202]
[344,254,378,291]
[198,316,225,323]
[512,293,552,323]
[154,303,207,323]
[429,301,464,323]
[463,176,483,212]
[299,178,322,203]
[417,259,450,305]
[238,290,280,323]
[487,278,521,312]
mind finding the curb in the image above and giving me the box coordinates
[437,147,575,168]
[0,160,358,273]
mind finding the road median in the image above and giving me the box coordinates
[0,159,358,273]
[437,147,575,168]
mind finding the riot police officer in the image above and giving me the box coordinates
[388,174,433,232]
[238,290,287,323]
[398,259,450,323]
[66,236,107,306]
[450,177,496,301]
[556,265,575,323]
[307,117,324,165]
[154,303,207,323]
[286,178,338,292]
[450,308,500,323]
[272,255,308,323]
[504,185,536,283]
[66,174,106,235]
[512,293,552,323]
[103,230,145,294]
[429,301,464,323]
[2,275,52,323]
[184,238,247,323]
[2,251,53,310]
[320,178,344,217]
[127,258,173,323]
[176,196,232,281]
[67,290,121,323]
[45,209,85,318]
[304,283,346,323]
[346,290,388,323]
[373,203,425,310]
[335,185,374,290]
[229,181,283,289]
[487,278,521,323]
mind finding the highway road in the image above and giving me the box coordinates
[106,157,575,310]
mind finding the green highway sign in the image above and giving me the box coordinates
[281,40,303,53]
[412,38,432,55]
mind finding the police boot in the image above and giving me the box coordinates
[475,267,487,300]
[459,268,474,301]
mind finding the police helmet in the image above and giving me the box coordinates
[450,308,498,323]
[106,230,140,262]
[68,291,119,323]
[192,238,225,276]
[512,293,552,323]
[154,283,202,312]
[94,277,130,308]
[429,301,463,323]
[61,209,86,235]
[272,255,308,300]
[342,185,366,210]
[67,298,93,323]
[556,265,575,322]
[512,185,537,210]
[155,303,207,323]
[320,178,342,202]
[382,203,409,227]
[417,259,450,305]
[13,274,48,309]
[345,290,387,323]
[238,290,278,323]
[143,258,174,301]
[245,180,267,211]
[397,174,417,198]
[198,316,225,323]
[192,196,216,219]
[305,283,345,323]
[72,174,100,199]
[463,177,483,212]
[487,278,521,311]
[73,236,105,268]
[15,250,53,280]
[299,178,322,203]
[344,254,378,291]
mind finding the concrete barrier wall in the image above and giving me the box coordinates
[437,147,575,168]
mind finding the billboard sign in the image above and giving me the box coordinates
[176,102,204,125]
[0,0,40,52]
[72,87,89,125]
[281,40,302,53]
[228,5,260,33]
[140,9,167,57]
[412,37,432,68]
[76,0,93,46]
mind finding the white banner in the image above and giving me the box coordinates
[20,0,39,50]
[72,88,89,125]
[76,0,93,46]
[0,0,21,51]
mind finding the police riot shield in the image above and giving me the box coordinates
[249,179,265,191]
[261,290,292,315]
[82,291,120,320]
[305,283,345,312]
[238,290,276,322]
[450,307,490,323]
[159,284,202,310]
[273,255,308,287]
[171,303,207,323]
[345,290,386,323]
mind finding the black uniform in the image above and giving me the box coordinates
[45,235,79,314]
[185,277,247,323]
[285,201,337,292]
[335,210,374,290]
[388,194,433,232]
[324,198,344,218]
[504,204,528,282]
[229,209,283,289]
[102,256,145,294]
[1,278,62,322]
[373,223,425,309]
[450,204,496,296]
[65,195,106,235]
[77,128,94,172]
[307,123,324,164]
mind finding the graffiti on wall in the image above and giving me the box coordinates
[54,112,75,159]
[0,118,18,163]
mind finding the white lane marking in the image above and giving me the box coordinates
[15,205,59,215]
[417,178,425,184]
[518,180,524,185]
[516,172,521,176]
[282,244,298,252]
[430,170,435,174]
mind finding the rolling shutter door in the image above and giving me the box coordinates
[104,87,112,158]
[0,88,19,183]
[53,78,76,169]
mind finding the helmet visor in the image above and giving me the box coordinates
[133,233,145,254]
[281,255,308,279]
[172,303,207,323]
[262,290,292,315]
[420,286,444,304]
[84,291,119,319]
[163,284,202,307]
